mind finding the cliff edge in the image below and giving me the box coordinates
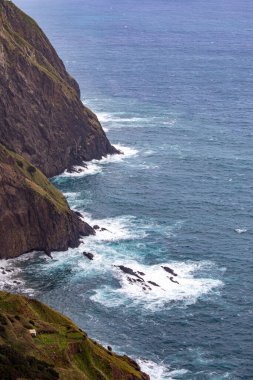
[0,144,94,259]
[0,0,118,177]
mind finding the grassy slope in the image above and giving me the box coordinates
[0,143,69,214]
[0,291,145,380]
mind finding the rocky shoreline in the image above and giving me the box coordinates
[0,1,150,378]
[0,0,118,259]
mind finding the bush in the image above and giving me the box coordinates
[16,160,23,168]
[27,165,36,175]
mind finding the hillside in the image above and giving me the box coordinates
[0,143,94,259]
[0,291,149,380]
[0,0,118,177]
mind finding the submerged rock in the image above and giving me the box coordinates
[148,281,160,287]
[93,225,110,233]
[115,265,144,281]
[169,277,179,284]
[162,266,178,276]
[100,227,109,232]
[83,252,94,261]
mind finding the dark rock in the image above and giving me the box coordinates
[115,265,144,281]
[0,0,119,178]
[45,251,53,259]
[169,277,179,284]
[148,281,160,287]
[93,225,100,230]
[137,271,145,276]
[100,227,109,232]
[75,211,83,218]
[162,266,178,276]
[2,271,6,275]
[83,252,94,260]
[107,346,112,352]
[0,145,94,259]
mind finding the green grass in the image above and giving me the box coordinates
[0,291,146,380]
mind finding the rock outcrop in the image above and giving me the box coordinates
[0,0,118,177]
[0,144,94,259]
[0,291,150,379]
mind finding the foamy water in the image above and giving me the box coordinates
[58,144,138,178]
[7,0,253,377]
[90,259,223,311]
[137,359,188,380]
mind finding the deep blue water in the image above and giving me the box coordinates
[5,0,253,378]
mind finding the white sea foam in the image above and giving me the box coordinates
[64,192,81,200]
[81,213,144,243]
[137,359,188,380]
[235,228,247,234]
[54,212,222,311]
[58,144,138,178]
[91,260,223,311]
[0,259,34,295]
[96,111,152,125]
[59,162,103,178]
[95,110,177,132]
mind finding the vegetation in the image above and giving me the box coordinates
[0,291,146,380]
[0,143,69,213]
[0,345,59,380]
[0,0,77,99]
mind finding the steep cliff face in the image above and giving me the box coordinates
[0,144,94,259]
[0,0,118,177]
[0,291,150,380]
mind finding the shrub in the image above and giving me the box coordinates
[27,165,36,175]
[16,160,23,168]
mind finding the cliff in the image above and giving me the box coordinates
[0,291,149,380]
[0,0,118,177]
[0,144,94,259]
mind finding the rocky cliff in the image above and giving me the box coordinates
[0,0,118,177]
[0,143,94,259]
[0,291,149,380]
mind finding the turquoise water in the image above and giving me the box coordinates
[6,0,253,378]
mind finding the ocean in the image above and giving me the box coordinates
[3,0,253,378]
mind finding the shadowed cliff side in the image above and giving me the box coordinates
[0,144,94,259]
[0,291,150,380]
[0,0,118,177]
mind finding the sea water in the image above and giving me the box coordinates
[4,0,253,378]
